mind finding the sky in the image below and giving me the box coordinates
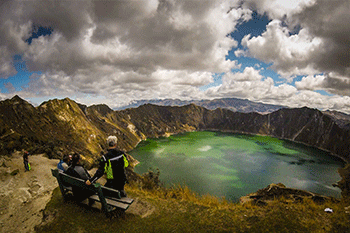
[0,0,350,113]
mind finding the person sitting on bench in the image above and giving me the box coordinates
[65,153,94,202]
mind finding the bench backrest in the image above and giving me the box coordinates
[52,168,112,213]
[51,168,102,191]
[51,168,134,213]
[51,169,122,197]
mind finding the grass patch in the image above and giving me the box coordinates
[35,184,350,233]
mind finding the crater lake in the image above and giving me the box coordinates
[129,131,345,202]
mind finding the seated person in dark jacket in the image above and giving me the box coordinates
[65,153,94,202]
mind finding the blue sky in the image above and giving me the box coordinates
[228,12,281,80]
[0,0,349,113]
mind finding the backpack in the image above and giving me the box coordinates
[57,160,65,172]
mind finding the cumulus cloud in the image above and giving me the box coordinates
[295,75,326,91]
[1,0,350,114]
[240,0,350,81]
[0,0,251,106]
[295,0,350,77]
[296,73,350,96]
[242,0,317,19]
[205,67,297,101]
[241,20,323,78]
[204,66,350,113]
[286,90,350,112]
[5,0,245,76]
[234,0,350,114]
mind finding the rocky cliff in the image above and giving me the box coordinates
[1,96,349,164]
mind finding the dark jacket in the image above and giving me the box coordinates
[23,152,29,162]
[65,164,93,202]
[65,164,91,181]
[89,149,126,184]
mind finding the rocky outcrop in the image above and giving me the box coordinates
[239,183,338,205]
[334,164,350,197]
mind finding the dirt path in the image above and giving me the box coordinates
[0,152,155,233]
[0,152,59,233]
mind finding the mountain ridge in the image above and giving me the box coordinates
[0,95,349,163]
[1,95,350,197]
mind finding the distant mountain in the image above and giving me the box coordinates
[323,110,350,129]
[117,98,285,114]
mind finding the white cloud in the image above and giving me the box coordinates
[296,73,350,96]
[224,67,264,82]
[240,0,350,81]
[242,0,317,19]
[285,90,350,113]
[0,0,350,115]
[205,66,297,101]
[241,20,323,78]
[204,66,350,114]
[1,0,247,86]
[295,75,326,90]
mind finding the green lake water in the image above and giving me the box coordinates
[129,131,345,202]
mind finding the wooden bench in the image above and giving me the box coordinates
[51,169,134,216]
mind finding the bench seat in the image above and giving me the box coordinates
[51,168,134,216]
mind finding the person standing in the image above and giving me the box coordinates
[23,151,30,172]
[86,136,128,197]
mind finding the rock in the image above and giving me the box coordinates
[17,188,32,203]
[10,169,19,176]
[334,164,350,197]
[240,183,338,205]
[0,159,8,167]
[28,178,42,196]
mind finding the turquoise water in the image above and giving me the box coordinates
[129,131,345,202]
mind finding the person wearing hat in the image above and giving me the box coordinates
[86,136,128,197]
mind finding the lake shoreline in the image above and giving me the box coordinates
[130,131,344,202]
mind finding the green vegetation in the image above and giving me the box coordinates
[36,181,350,233]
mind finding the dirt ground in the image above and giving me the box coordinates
[0,152,154,233]
[0,152,59,233]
